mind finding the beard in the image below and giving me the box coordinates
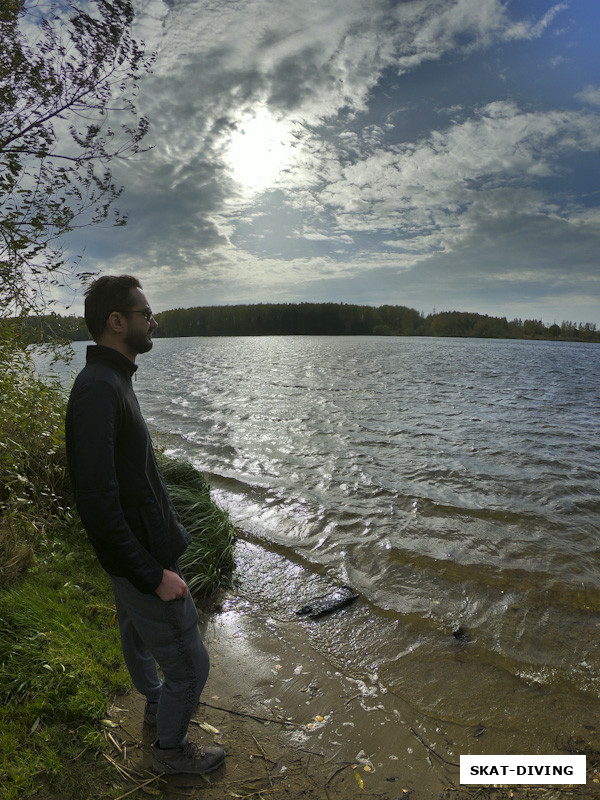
[124,328,153,355]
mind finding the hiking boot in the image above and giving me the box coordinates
[152,741,226,774]
[143,701,159,726]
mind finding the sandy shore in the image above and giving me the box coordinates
[107,585,464,799]
[104,552,600,800]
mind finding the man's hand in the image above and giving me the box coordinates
[155,569,189,601]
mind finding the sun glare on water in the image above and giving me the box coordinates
[226,109,295,193]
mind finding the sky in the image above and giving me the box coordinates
[61,0,600,324]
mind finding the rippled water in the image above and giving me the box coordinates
[49,336,600,744]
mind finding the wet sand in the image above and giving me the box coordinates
[106,574,600,799]
[111,592,458,798]
[198,593,460,797]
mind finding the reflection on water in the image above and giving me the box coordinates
[45,335,600,747]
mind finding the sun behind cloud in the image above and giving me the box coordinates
[226,108,296,193]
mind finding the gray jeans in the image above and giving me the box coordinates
[110,575,209,749]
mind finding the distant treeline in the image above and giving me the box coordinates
[13,303,600,343]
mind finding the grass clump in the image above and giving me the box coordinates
[157,452,235,595]
[0,520,130,800]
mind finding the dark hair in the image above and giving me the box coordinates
[84,275,142,341]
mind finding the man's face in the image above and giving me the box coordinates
[123,288,158,355]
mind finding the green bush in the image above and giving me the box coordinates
[0,337,72,587]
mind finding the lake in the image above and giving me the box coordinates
[45,335,600,765]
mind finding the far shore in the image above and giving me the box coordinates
[12,302,600,344]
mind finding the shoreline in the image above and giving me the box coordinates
[108,587,459,799]
[197,588,461,797]
[98,526,600,799]
[105,580,600,800]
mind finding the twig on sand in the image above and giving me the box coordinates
[251,732,274,788]
[102,752,134,781]
[197,700,303,727]
[110,770,166,800]
[293,746,325,758]
[106,731,124,754]
[409,727,459,768]
[344,693,362,706]
[325,761,355,787]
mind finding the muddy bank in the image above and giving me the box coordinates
[103,564,600,799]
[108,590,459,799]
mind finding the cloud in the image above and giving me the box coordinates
[51,0,597,325]
[311,103,600,245]
[503,2,569,41]
[134,0,567,145]
[124,0,578,217]
[576,85,600,107]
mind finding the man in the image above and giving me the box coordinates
[65,275,225,775]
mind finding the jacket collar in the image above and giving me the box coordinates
[86,344,139,378]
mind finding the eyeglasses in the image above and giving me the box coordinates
[127,308,154,322]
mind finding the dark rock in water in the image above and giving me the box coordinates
[296,585,360,619]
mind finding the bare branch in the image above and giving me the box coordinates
[0,0,154,316]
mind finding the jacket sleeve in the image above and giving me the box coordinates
[69,378,165,594]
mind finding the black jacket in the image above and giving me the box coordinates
[65,345,190,593]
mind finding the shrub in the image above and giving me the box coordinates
[0,337,72,588]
